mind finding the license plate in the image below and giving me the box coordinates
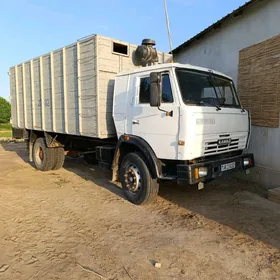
[221,162,236,172]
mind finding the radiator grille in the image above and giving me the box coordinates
[204,138,240,155]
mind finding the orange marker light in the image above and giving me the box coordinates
[124,135,130,141]
[194,168,199,179]
[178,140,185,146]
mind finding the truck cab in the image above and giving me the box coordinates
[111,63,254,204]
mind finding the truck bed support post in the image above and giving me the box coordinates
[111,148,120,182]
[29,140,33,162]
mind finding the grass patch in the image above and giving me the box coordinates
[0,123,12,131]
[0,131,12,138]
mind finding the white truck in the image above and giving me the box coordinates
[10,34,254,205]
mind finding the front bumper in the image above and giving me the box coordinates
[177,153,254,185]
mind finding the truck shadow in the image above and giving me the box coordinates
[2,142,125,199]
[2,142,280,252]
[63,156,126,200]
[157,180,280,251]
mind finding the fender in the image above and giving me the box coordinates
[44,132,64,148]
[111,135,163,182]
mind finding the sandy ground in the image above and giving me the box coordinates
[0,142,280,280]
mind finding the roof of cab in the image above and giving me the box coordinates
[116,62,232,80]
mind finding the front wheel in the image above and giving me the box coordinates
[120,152,159,205]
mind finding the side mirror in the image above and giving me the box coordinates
[149,72,161,107]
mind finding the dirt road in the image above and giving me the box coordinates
[0,142,280,280]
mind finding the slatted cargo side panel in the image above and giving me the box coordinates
[23,62,33,129]
[98,70,116,137]
[97,36,127,138]
[10,34,171,138]
[10,67,18,127]
[33,59,42,130]
[42,55,53,131]
[52,50,65,132]
[16,65,25,128]
[65,45,79,135]
[79,37,98,137]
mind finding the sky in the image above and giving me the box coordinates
[0,0,248,101]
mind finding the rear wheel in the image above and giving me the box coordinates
[120,152,159,205]
[33,138,55,171]
[52,147,65,170]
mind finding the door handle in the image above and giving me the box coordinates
[132,120,140,125]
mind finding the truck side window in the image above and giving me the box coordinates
[161,74,173,103]
[139,74,173,104]
[139,77,151,103]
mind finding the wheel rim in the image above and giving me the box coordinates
[35,145,44,165]
[124,164,142,195]
[39,148,44,160]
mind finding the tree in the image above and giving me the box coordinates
[0,97,11,123]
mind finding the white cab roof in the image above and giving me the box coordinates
[116,62,232,80]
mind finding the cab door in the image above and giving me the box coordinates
[130,71,179,160]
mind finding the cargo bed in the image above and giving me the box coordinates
[9,34,170,138]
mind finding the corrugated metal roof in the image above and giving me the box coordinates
[172,0,264,54]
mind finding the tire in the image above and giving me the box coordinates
[33,138,55,171]
[84,153,98,165]
[120,152,159,205]
[52,147,65,170]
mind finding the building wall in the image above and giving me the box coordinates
[174,0,280,189]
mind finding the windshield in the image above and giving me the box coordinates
[175,68,240,108]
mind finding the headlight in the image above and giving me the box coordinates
[199,167,208,177]
[243,158,252,166]
[195,167,208,179]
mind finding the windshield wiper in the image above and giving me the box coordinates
[207,72,221,111]
[199,101,221,111]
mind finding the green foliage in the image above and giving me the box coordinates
[0,97,11,123]
[0,123,12,130]
[0,131,12,138]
